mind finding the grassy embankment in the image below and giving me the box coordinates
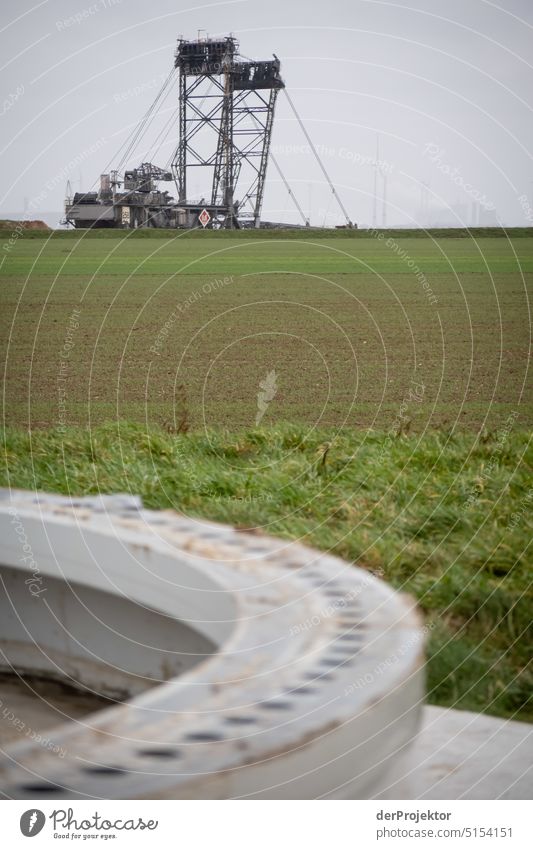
[2,422,531,721]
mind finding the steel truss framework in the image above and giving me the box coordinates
[172,37,284,228]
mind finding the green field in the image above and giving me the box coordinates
[1,229,531,431]
[1,229,531,721]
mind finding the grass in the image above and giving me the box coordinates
[2,229,533,275]
[2,225,532,239]
[1,229,531,722]
[1,231,532,432]
[1,422,531,722]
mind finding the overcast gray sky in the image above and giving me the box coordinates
[1,0,532,227]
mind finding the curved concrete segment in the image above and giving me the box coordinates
[0,490,424,799]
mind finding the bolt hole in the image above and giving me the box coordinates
[331,643,359,653]
[319,656,356,667]
[184,732,224,742]
[329,655,356,666]
[305,671,334,681]
[259,701,293,710]
[225,716,257,725]
[137,748,181,759]
[20,783,63,794]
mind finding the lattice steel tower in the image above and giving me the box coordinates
[172,35,284,228]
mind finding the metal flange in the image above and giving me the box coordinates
[0,490,424,799]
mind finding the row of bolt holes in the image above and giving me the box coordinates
[18,622,363,795]
[19,538,363,794]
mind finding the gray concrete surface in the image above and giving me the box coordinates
[400,706,533,800]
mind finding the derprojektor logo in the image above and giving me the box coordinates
[20,809,46,837]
